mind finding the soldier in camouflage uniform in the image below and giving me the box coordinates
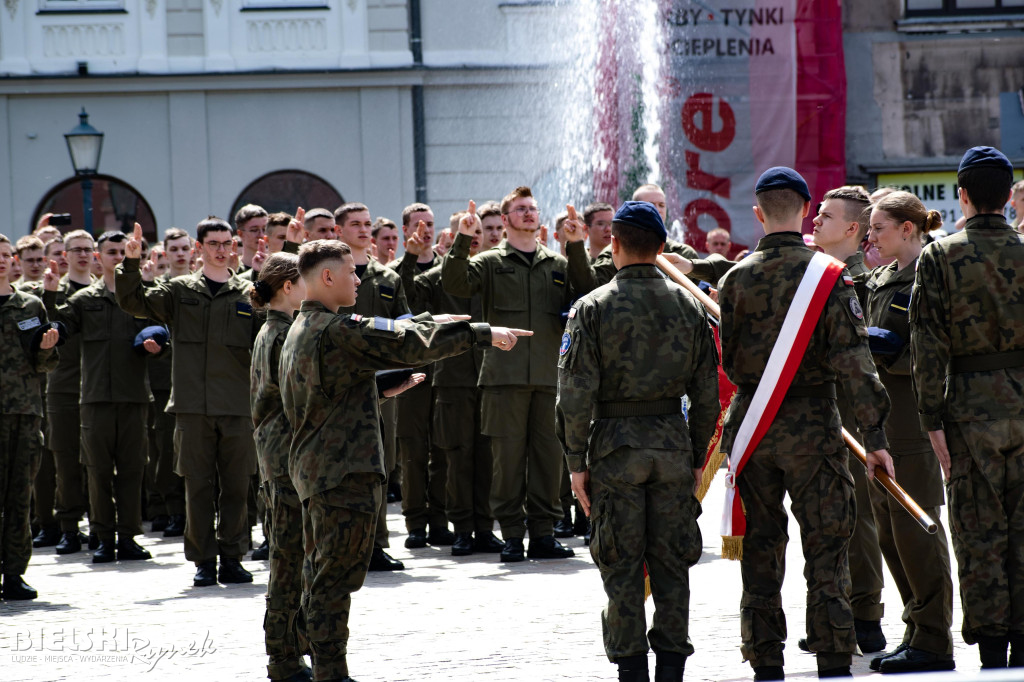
[250,253,310,682]
[556,202,719,682]
[0,233,60,601]
[910,146,1024,669]
[717,168,892,680]
[279,240,528,682]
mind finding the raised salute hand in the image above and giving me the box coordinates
[562,205,586,243]
[406,219,432,256]
[458,200,481,236]
[252,236,269,272]
[43,259,61,291]
[227,238,240,272]
[287,207,306,244]
[125,222,144,259]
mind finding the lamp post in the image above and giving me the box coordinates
[64,108,104,235]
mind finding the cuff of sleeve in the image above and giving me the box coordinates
[471,323,491,348]
[412,311,432,323]
[918,412,944,432]
[42,290,57,306]
[283,241,300,254]
[123,257,141,273]
[565,240,588,260]
[860,428,889,453]
[451,232,472,258]
[565,453,587,473]
[402,250,419,266]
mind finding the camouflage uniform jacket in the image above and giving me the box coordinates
[862,259,929,450]
[115,257,260,417]
[20,277,88,397]
[910,213,1024,429]
[0,288,58,416]
[279,300,492,502]
[398,251,483,388]
[570,238,700,293]
[556,264,720,472]
[442,232,580,387]
[45,283,155,405]
[251,309,293,484]
[718,232,890,455]
[339,257,411,319]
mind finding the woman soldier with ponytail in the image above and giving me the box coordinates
[250,252,310,682]
[860,191,955,675]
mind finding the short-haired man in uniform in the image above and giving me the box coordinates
[234,204,269,274]
[583,202,614,259]
[910,146,1024,669]
[116,219,260,587]
[303,208,337,242]
[717,168,893,680]
[557,202,720,682]
[280,240,529,682]
[443,187,586,561]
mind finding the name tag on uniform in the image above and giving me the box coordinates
[496,266,515,274]
[180,297,200,306]
[236,302,253,317]
[379,285,394,301]
[890,292,911,313]
[17,316,41,331]
[552,271,565,287]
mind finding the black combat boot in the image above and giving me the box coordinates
[116,537,152,561]
[977,635,1009,668]
[616,654,649,682]
[854,618,886,653]
[55,531,82,555]
[653,652,685,682]
[163,514,185,537]
[553,510,574,538]
[752,665,784,680]
[451,532,474,556]
[2,575,38,600]
[1009,634,1024,668]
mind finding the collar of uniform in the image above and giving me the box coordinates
[613,263,661,280]
[964,214,1011,231]
[266,308,294,324]
[298,300,333,315]
[496,240,553,266]
[868,258,915,289]
[754,231,806,251]
[1,288,32,309]
[182,270,247,297]
[844,251,865,270]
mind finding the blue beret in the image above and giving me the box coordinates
[958,146,1012,174]
[133,325,169,354]
[754,166,811,202]
[613,201,666,241]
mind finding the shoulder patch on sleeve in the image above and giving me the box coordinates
[843,274,854,287]
[373,317,395,332]
[559,332,572,355]
[351,314,363,322]
[849,297,863,320]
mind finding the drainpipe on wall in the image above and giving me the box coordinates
[409,0,427,203]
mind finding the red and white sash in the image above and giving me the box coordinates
[721,251,846,540]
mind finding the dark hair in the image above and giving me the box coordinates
[500,186,533,215]
[756,189,807,222]
[334,203,369,227]
[401,202,432,227]
[372,217,397,238]
[97,231,127,246]
[303,208,333,226]
[250,252,299,308]
[163,227,191,244]
[266,212,293,232]
[874,190,942,238]
[958,166,1014,214]
[233,203,268,228]
[612,222,663,258]
[298,240,352,278]
[583,202,614,226]
[477,201,501,221]
[196,217,233,243]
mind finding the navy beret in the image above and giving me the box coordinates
[133,325,169,354]
[958,146,1012,174]
[613,201,666,241]
[754,166,811,202]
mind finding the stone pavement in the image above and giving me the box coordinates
[0,474,991,681]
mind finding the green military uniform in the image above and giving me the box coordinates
[115,258,259,565]
[717,232,890,672]
[340,257,411,548]
[556,264,719,663]
[146,273,184,525]
[0,289,58,577]
[442,233,582,540]
[251,309,306,680]
[910,212,1024,649]
[399,252,492,538]
[569,238,698,293]
[45,283,154,543]
[280,301,491,681]
[20,278,89,539]
[836,252,886,628]
[862,258,953,655]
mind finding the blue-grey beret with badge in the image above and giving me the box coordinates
[754,166,811,202]
[612,200,667,242]
[957,146,1013,175]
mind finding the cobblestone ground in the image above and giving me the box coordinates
[1,476,983,681]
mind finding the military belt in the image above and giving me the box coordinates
[594,398,681,418]
[736,382,836,400]
[948,349,1024,374]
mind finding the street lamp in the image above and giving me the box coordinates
[64,108,104,234]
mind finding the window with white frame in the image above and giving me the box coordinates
[39,0,125,11]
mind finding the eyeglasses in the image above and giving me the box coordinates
[67,247,93,254]
[507,206,540,216]
[203,241,234,251]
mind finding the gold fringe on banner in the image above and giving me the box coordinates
[721,535,743,560]
[644,573,651,600]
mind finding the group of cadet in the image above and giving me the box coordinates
[1,147,1023,682]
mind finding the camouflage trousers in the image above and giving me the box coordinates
[300,474,380,682]
[737,449,856,670]
[869,446,953,654]
[265,480,307,680]
[435,387,493,534]
[1,414,42,576]
[946,419,1024,643]
[589,447,702,661]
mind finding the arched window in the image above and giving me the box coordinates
[32,174,158,243]
[230,170,344,222]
